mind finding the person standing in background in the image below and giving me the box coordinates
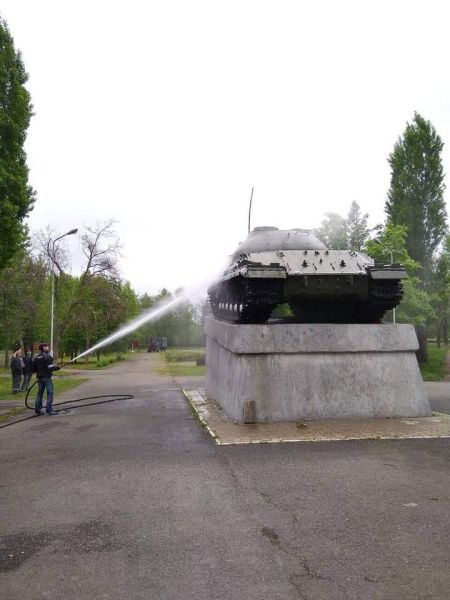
[21,350,33,391]
[10,347,23,394]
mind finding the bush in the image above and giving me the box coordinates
[96,357,116,368]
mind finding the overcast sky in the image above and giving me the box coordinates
[2,0,450,295]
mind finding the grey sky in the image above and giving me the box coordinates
[2,0,450,295]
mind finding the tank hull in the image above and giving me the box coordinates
[208,235,406,324]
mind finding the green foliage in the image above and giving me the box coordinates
[0,18,35,269]
[395,278,434,326]
[315,212,348,249]
[134,289,205,348]
[271,303,293,318]
[159,363,206,377]
[0,371,87,403]
[364,223,420,274]
[427,235,450,344]
[347,201,370,251]
[159,348,206,376]
[61,277,140,357]
[385,112,447,277]
[419,344,448,381]
[315,201,370,251]
[96,357,116,368]
[0,251,47,362]
[364,223,434,326]
[64,353,125,369]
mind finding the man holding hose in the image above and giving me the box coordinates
[33,343,61,416]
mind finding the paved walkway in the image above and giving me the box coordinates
[1,353,449,599]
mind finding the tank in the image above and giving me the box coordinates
[207,227,407,324]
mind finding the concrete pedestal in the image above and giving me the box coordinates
[204,318,431,423]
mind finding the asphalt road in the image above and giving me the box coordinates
[1,354,449,599]
[424,381,450,414]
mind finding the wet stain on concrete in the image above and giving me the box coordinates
[0,519,121,571]
[75,424,98,432]
[261,526,280,545]
[0,531,52,572]
[60,519,121,554]
[33,421,68,432]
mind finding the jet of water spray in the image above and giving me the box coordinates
[66,253,228,365]
[70,293,186,363]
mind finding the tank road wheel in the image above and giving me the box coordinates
[208,277,282,324]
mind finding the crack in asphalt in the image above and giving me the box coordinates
[217,453,352,599]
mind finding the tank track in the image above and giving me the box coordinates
[209,276,404,324]
[208,277,283,324]
[290,279,404,324]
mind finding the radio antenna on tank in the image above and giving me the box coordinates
[248,187,254,234]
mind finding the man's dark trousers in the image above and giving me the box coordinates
[35,378,54,413]
[12,372,21,394]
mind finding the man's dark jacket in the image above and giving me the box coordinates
[22,355,33,375]
[10,356,22,374]
[33,351,54,379]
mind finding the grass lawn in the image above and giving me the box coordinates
[0,373,87,402]
[155,347,206,377]
[158,363,206,377]
[0,373,87,422]
[420,343,448,381]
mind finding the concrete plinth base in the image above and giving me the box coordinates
[204,318,431,423]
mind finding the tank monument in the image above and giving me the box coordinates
[205,227,431,423]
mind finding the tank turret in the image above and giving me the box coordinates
[207,227,406,324]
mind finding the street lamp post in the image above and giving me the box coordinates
[50,228,78,354]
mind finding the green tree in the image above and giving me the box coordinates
[0,18,35,269]
[34,220,122,358]
[0,252,47,365]
[364,223,434,326]
[347,201,369,251]
[428,236,450,346]
[315,212,348,249]
[134,289,204,348]
[315,202,369,251]
[364,223,418,273]
[385,112,447,278]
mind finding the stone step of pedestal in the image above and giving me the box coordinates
[184,389,450,446]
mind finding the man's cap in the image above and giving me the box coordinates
[38,343,50,351]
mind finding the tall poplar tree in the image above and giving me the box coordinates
[0,17,35,269]
[385,112,447,278]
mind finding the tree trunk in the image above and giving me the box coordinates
[444,317,448,346]
[415,325,428,364]
[84,337,90,364]
[436,318,442,348]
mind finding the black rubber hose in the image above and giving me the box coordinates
[0,378,134,430]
